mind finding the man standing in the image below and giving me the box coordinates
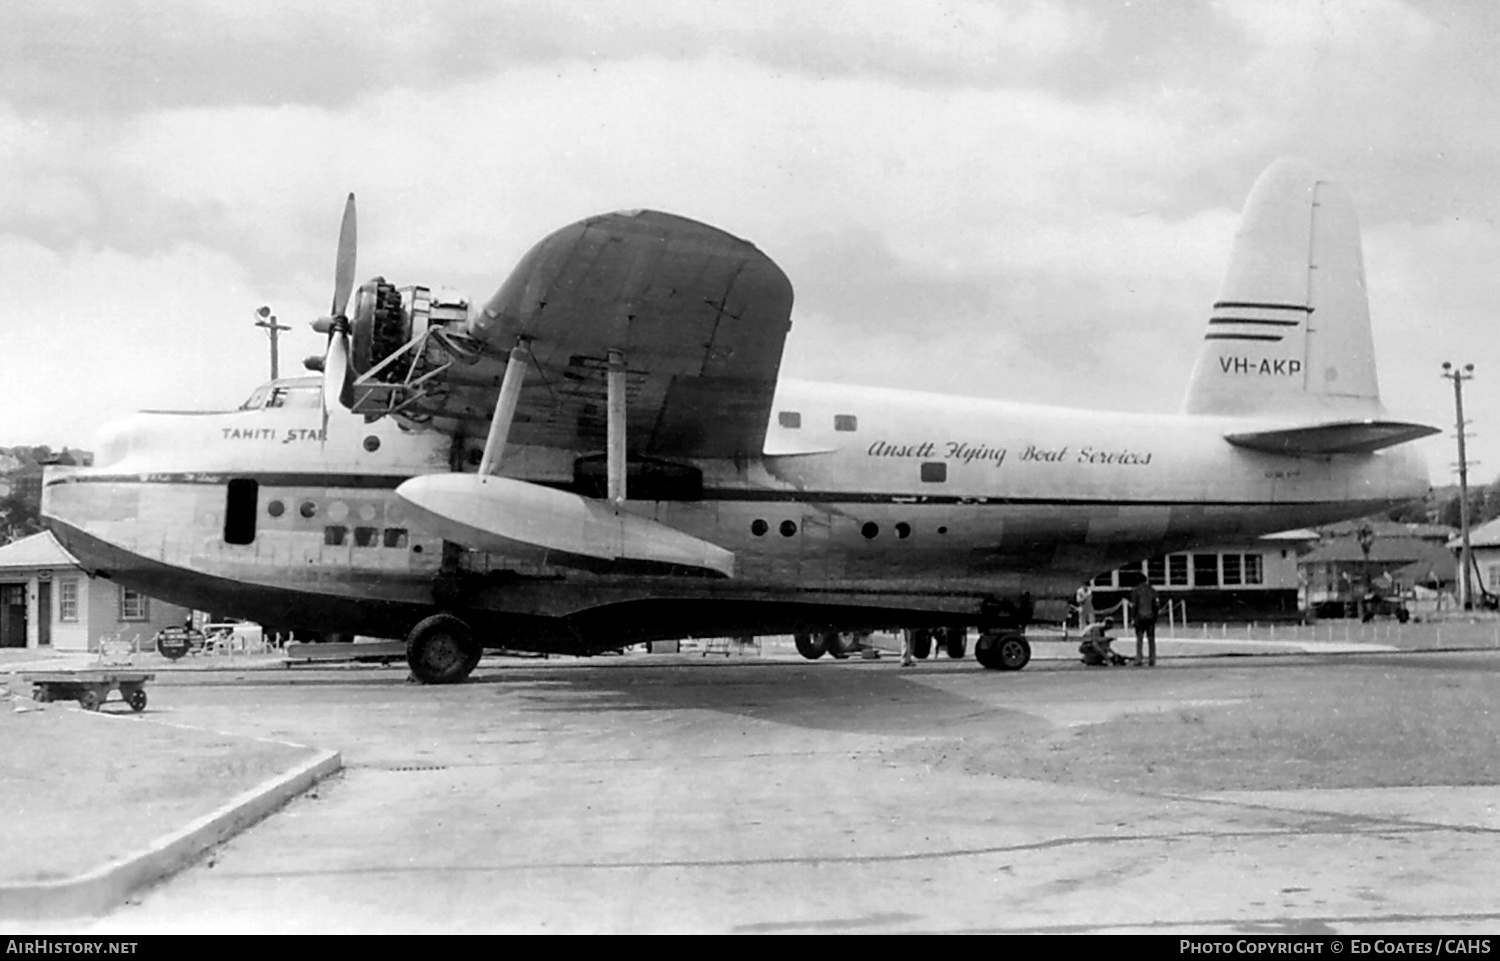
[1129,575,1161,667]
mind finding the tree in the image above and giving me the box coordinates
[0,492,42,543]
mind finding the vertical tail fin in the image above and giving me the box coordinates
[1182,158,1383,421]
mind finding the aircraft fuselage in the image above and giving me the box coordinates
[43,377,1428,650]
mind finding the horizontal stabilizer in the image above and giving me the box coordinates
[1225,420,1439,455]
[397,474,734,577]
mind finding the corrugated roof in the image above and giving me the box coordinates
[0,531,78,570]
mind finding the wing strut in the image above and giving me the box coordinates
[477,344,531,476]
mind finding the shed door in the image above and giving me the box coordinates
[36,581,51,647]
[0,584,26,648]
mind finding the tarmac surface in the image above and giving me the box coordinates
[4,632,1500,934]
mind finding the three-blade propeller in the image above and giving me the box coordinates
[312,193,357,437]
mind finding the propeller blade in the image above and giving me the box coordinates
[331,193,357,320]
[321,327,351,440]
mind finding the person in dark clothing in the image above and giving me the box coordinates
[1129,575,1161,666]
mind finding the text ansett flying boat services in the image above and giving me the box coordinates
[43,160,1436,682]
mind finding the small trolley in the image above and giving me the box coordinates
[20,671,155,712]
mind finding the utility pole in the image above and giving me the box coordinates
[1442,362,1475,609]
[254,305,292,380]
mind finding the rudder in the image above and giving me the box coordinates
[1182,159,1383,421]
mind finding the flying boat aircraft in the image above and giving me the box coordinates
[42,159,1436,682]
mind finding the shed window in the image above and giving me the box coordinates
[920,462,947,483]
[224,478,259,544]
[118,586,148,622]
[58,578,78,622]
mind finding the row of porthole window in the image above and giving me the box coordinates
[750,519,948,539]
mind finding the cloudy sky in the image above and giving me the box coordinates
[3,0,1498,486]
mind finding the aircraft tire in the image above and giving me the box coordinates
[406,614,481,684]
[823,631,851,659]
[975,631,1030,671]
[793,633,827,659]
[910,629,933,660]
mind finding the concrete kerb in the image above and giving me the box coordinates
[0,748,342,920]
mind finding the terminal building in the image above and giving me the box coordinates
[0,531,191,652]
[1086,531,1315,623]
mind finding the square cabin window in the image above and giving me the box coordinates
[354,526,379,548]
[383,528,409,549]
[834,414,858,432]
[778,411,802,429]
[920,462,947,483]
[324,526,348,546]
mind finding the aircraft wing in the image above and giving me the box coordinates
[453,210,795,460]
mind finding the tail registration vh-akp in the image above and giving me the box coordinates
[43,160,1435,682]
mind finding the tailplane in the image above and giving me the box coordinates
[1182,159,1435,453]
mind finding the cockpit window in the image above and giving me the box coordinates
[241,379,320,410]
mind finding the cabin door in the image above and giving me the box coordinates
[0,584,26,648]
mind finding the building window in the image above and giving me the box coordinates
[778,411,801,428]
[118,586,148,622]
[1193,554,1219,588]
[1243,554,1264,585]
[834,414,858,432]
[1092,570,1115,588]
[58,578,78,622]
[920,462,947,483]
[1146,556,1167,586]
[1223,553,1243,586]
[1168,554,1190,587]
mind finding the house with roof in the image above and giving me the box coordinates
[1300,522,1457,616]
[1449,516,1500,603]
[0,531,191,652]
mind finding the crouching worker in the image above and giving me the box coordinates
[1078,619,1127,666]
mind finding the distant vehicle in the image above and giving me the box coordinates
[201,620,264,651]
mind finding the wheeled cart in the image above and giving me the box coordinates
[20,671,155,712]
